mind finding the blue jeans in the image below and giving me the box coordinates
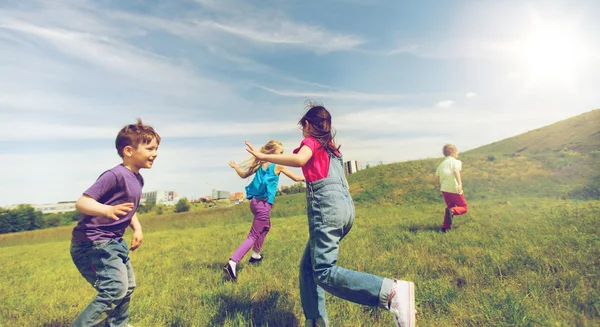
[300,152,394,326]
[70,238,136,327]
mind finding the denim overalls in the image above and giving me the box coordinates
[299,150,394,326]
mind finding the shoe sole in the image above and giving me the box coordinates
[224,265,237,281]
[392,282,416,327]
[407,282,416,326]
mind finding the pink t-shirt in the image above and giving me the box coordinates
[293,137,339,183]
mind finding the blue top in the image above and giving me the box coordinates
[245,163,279,204]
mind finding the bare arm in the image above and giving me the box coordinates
[435,175,440,189]
[246,141,312,167]
[276,165,305,182]
[129,213,143,251]
[75,195,134,220]
[453,168,463,194]
[229,161,249,178]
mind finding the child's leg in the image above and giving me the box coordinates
[106,240,137,326]
[442,192,454,229]
[252,202,272,254]
[451,193,468,215]
[230,237,256,263]
[299,241,329,324]
[310,219,389,307]
[230,199,267,262]
[305,190,390,312]
[70,239,132,327]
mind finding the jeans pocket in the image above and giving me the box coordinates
[92,238,115,250]
[314,186,348,228]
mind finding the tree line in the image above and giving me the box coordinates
[0,205,81,234]
[277,182,306,196]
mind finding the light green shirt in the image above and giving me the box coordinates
[435,157,462,194]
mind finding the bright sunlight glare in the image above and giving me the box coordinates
[517,14,590,87]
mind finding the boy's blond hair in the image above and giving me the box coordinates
[115,118,161,158]
[443,144,458,157]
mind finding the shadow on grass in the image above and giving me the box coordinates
[407,224,442,233]
[208,291,299,327]
[41,320,71,327]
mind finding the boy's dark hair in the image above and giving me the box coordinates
[299,100,340,154]
[115,118,161,158]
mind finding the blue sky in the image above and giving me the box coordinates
[1,0,599,206]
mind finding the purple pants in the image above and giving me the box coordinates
[230,198,272,263]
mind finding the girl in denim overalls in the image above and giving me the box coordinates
[225,140,305,281]
[245,103,416,327]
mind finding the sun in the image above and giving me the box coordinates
[516,13,590,87]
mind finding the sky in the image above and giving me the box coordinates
[1,0,599,206]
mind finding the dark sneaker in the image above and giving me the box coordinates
[249,255,263,263]
[224,261,237,281]
[445,207,453,228]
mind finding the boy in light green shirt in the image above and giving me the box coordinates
[435,144,468,232]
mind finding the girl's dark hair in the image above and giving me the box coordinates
[299,100,340,154]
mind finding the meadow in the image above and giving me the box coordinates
[0,195,598,326]
[1,109,599,326]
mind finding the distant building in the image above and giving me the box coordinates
[344,160,361,176]
[4,201,77,214]
[212,190,230,200]
[141,190,178,206]
[230,192,245,201]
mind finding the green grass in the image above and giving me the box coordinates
[1,197,598,326]
[1,109,599,326]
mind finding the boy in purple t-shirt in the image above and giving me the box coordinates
[70,119,160,327]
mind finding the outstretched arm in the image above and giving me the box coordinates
[453,168,463,194]
[246,141,312,167]
[276,165,305,182]
[76,195,134,220]
[229,161,249,178]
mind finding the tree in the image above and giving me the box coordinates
[175,198,191,213]
[137,198,156,214]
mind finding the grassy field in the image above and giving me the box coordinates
[1,196,598,326]
[1,109,599,326]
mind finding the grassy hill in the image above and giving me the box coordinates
[349,108,600,203]
[0,109,598,326]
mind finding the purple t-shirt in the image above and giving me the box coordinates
[72,164,144,242]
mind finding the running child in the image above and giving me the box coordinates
[224,140,305,281]
[70,119,160,327]
[245,102,416,327]
[435,144,468,232]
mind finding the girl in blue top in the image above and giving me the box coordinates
[225,140,304,281]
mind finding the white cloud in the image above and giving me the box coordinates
[254,84,406,101]
[436,100,454,108]
[465,92,477,98]
[202,20,364,53]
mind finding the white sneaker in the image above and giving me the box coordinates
[389,280,416,327]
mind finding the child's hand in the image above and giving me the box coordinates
[245,141,265,160]
[228,161,239,169]
[457,185,463,195]
[130,230,143,251]
[105,203,134,220]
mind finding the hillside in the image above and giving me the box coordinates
[348,109,600,203]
